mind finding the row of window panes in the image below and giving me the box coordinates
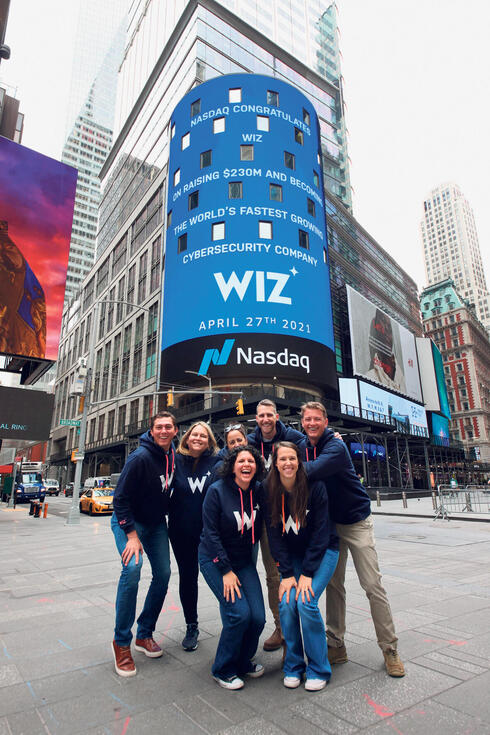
[178,224,309,252]
[187,91,310,124]
[180,183,316,217]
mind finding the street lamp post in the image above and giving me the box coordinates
[185,370,212,425]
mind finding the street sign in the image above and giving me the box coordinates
[73,453,85,461]
[60,419,81,427]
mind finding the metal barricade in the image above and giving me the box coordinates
[434,485,490,520]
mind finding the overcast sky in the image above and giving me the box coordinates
[2,0,489,292]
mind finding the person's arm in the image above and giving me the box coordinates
[201,485,232,574]
[303,439,348,482]
[113,456,139,534]
[301,482,330,577]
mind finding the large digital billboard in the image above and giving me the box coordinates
[430,413,450,447]
[0,136,77,361]
[160,74,336,389]
[431,341,451,419]
[346,286,422,402]
[0,385,55,440]
[359,380,428,437]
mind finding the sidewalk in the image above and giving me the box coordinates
[1,502,490,734]
[371,494,490,523]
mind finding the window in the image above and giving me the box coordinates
[213,117,225,133]
[269,183,282,202]
[294,127,304,145]
[284,151,295,170]
[228,181,243,199]
[181,132,190,150]
[307,198,315,216]
[190,99,201,116]
[313,170,319,187]
[167,210,172,228]
[188,191,199,210]
[259,221,272,239]
[200,149,212,168]
[118,405,126,434]
[170,123,175,139]
[303,108,310,126]
[212,222,225,240]
[299,230,309,249]
[229,88,241,103]
[257,115,269,131]
[173,168,180,186]
[178,233,187,253]
[267,90,279,106]
[240,144,254,161]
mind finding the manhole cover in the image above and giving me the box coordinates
[388,534,427,541]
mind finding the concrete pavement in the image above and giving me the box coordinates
[1,498,489,734]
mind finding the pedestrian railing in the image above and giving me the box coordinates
[434,485,490,520]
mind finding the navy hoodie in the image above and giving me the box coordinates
[199,478,264,574]
[113,431,176,534]
[168,450,220,540]
[247,420,304,469]
[265,479,338,578]
[300,429,371,525]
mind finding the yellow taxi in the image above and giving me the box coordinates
[79,488,114,515]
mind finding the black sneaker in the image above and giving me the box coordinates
[213,674,244,690]
[182,623,199,651]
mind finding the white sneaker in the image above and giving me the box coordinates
[283,675,301,689]
[213,674,244,690]
[305,678,326,691]
[245,663,264,678]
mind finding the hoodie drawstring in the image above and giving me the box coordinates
[306,446,317,462]
[282,492,299,533]
[165,448,175,490]
[239,486,244,535]
[237,485,255,543]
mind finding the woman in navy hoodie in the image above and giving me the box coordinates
[266,441,339,692]
[199,445,266,690]
[168,422,219,652]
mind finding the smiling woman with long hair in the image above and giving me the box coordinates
[199,445,266,690]
[266,441,339,692]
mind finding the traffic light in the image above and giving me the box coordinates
[236,398,244,415]
[167,391,174,407]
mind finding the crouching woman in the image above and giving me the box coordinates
[266,441,339,692]
[199,446,266,690]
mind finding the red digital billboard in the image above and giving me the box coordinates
[0,136,77,361]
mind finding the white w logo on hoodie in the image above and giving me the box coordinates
[187,475,208,494]
[233,509,257,531]
[283,509,309,535]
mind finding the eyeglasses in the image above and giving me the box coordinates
[224,424,242,435]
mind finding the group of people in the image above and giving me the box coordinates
[111,399,405,691]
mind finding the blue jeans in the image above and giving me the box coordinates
[280,548,339,681]
[200,559,265,679]
[111,514,171,646]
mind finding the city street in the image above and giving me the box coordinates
[1,504,489,734]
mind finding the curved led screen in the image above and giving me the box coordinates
[160,74,336,388]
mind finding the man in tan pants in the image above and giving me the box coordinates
[300,402,405,677]
[247,399,304,651]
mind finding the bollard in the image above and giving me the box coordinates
[376,490,381,507]
[43,503,48,518]
[29,501,35,515]
[402,491,407,508]
[432,491,437,510]
[33,502,41,518]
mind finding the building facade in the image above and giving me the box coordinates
[0,83,23,142]
[421,279,490,462]
[421,183,490,333]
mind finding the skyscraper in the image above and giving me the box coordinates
[421,183,490,333]
[61,1,128,303]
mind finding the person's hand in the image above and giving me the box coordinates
[296,575,314,603]
[121,532,143,566]
[333,431,343,441]
[223,570,242,602]
[278,576,297,604]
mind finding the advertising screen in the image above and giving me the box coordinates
[431,341,451,419]
[338,377,360,416]
[160,74,336,389]
[0,136,77,361]
[346,286,422,402]
[0,385,55,440]
[416,337,440,411]
[349,442,386,460]
[359,380,428,437]
[430,413,450,447]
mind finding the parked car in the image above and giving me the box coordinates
[44,479,60,496]
[79,488,114,515]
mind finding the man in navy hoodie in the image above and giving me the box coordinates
[300,401,405,678]
[247,399,304,651]
[111,411,178,677]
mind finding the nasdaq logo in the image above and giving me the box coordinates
[198,338,235,375]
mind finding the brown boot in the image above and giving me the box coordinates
[263,626,283,652]
[112,640,137,677]
[383,649,405,677]
[327,643,348,664]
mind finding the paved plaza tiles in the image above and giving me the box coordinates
[1,497,489,734]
